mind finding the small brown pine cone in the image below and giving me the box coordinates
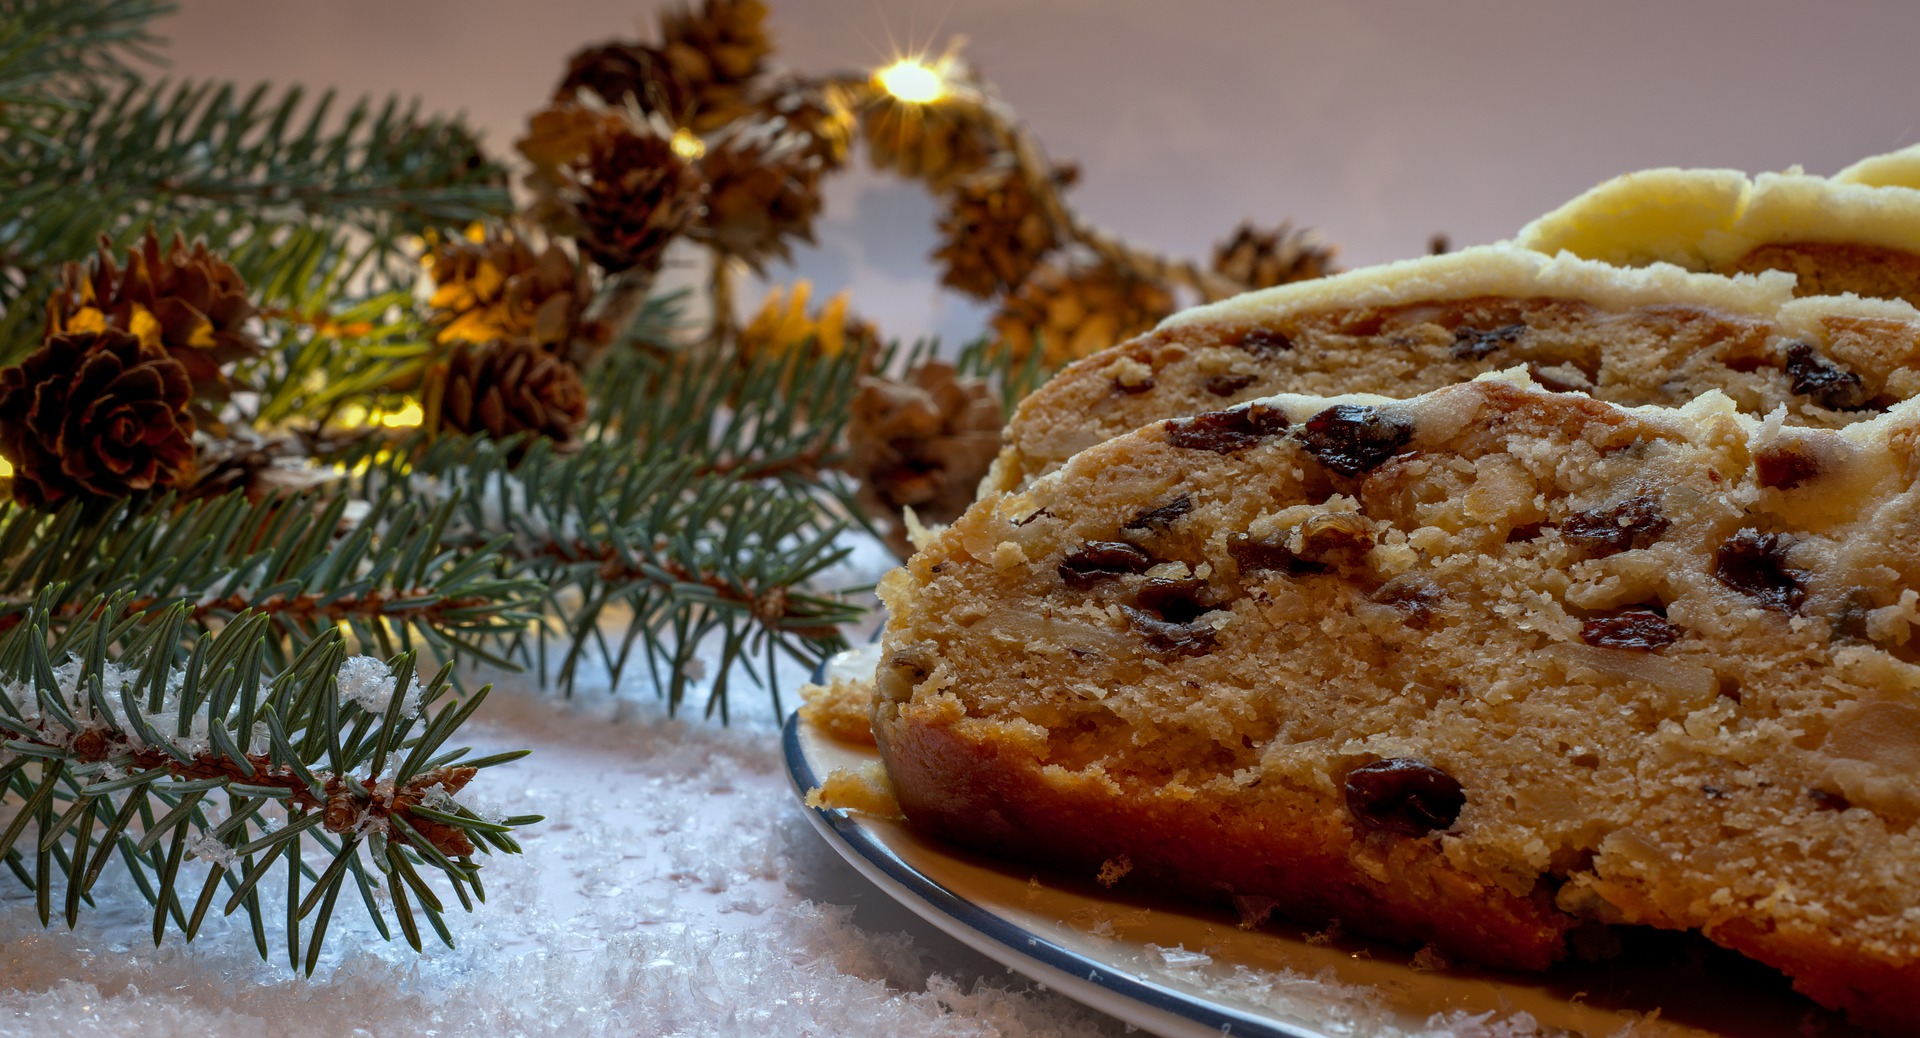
[0,329,197,508]
[933,160,1061,300]
[991,258,1176,366]
[564,120,707,275]
[754,78,855,170]
[1211,221,1339,292]
[695,120,824,272]
[48,231,261,403]
[517,102,632,179]
[428,340,588,448]
[860,95,999,189]
[846,361,1003,558]
[658,0,773,133]
[425,230,591,353]
[557,42,694,122]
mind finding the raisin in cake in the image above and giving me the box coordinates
[991,245,1920,491]
[1518,151,1920,307]
[875,371,1920,1031]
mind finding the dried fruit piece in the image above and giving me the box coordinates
[1122,495,1193,531]
[1450,323,1525,360]
[1784,341,1874,411]
[1754,444,1819,489]
[1561,494,1669,556]
[1808,789,1852,812]
[1227,533,1322,576]
[1580,609,1679,651]
[1204,373,1258,397]
[1299,512,1373,563]
[1714,529,1808,612]
[1344,758,1465,837]
[1059,541,1154,588]
[1370,578,1442,626]
[1136,577,1213,624]
[1112,375,1156,395]
[1238,328,1292,357]
[1165,404,1291,454]
[1121,604,1218,655]
[1296,405,1413,476]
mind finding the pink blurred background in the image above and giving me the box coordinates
[162,0,1920,344]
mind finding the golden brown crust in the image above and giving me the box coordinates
[876,704,1576,970]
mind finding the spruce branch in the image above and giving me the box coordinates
[0,591,537,972]
[0,0,170,135]
[0,74,511,355]
[341,433,861,711]
[0,486,543,669]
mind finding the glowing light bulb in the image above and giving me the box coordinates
[877,58,945,103]
[381,400,425,429]
[670,127,706,160]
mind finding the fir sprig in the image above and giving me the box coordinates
[0,0,169,135]
[0,74,511,357]
[341,432,861,714]
[0,486,544,669]
[0,590,536,972]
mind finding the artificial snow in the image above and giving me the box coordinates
[334,655,422,718]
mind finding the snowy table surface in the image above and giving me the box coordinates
[0,649,1143,1038]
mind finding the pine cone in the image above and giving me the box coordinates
[48,231,261,403]
[755,78,854,170]
[991,258,1176,366]
[658,0,772,133]
[425,229,591,354]
[1211,221,1338,292]
[861,94,999,189]
[518,102,631,179]
[694,120,823,272]
[561,118,707,275]
[847,360,1003,558]
[0,329,197,508]
[427,340,588,448]
[934,160,1061,299]
[557,42,694,121]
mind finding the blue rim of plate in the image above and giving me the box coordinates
[782,709,1320,1038]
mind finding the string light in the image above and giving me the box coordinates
[380,400,424,428]
[670,127,706,160]
[876,57,945,104]
[336,399,424,430]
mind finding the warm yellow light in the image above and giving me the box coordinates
[670,127,706,160]
[877,58,945,104]
[337,399,423,430]
[0,456,12,479]
[380,400,425,429]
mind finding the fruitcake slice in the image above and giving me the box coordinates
[1518,152,1920,307]
[991,245,1920,492]
[876,372,1920,1032]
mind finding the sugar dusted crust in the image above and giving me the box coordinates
[1518,152,1920,309]
[1837,143,1920,190]
[993,244,1920,491]
[878,374,1920,1031]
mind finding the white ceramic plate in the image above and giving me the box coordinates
[785,646,1858,1038]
